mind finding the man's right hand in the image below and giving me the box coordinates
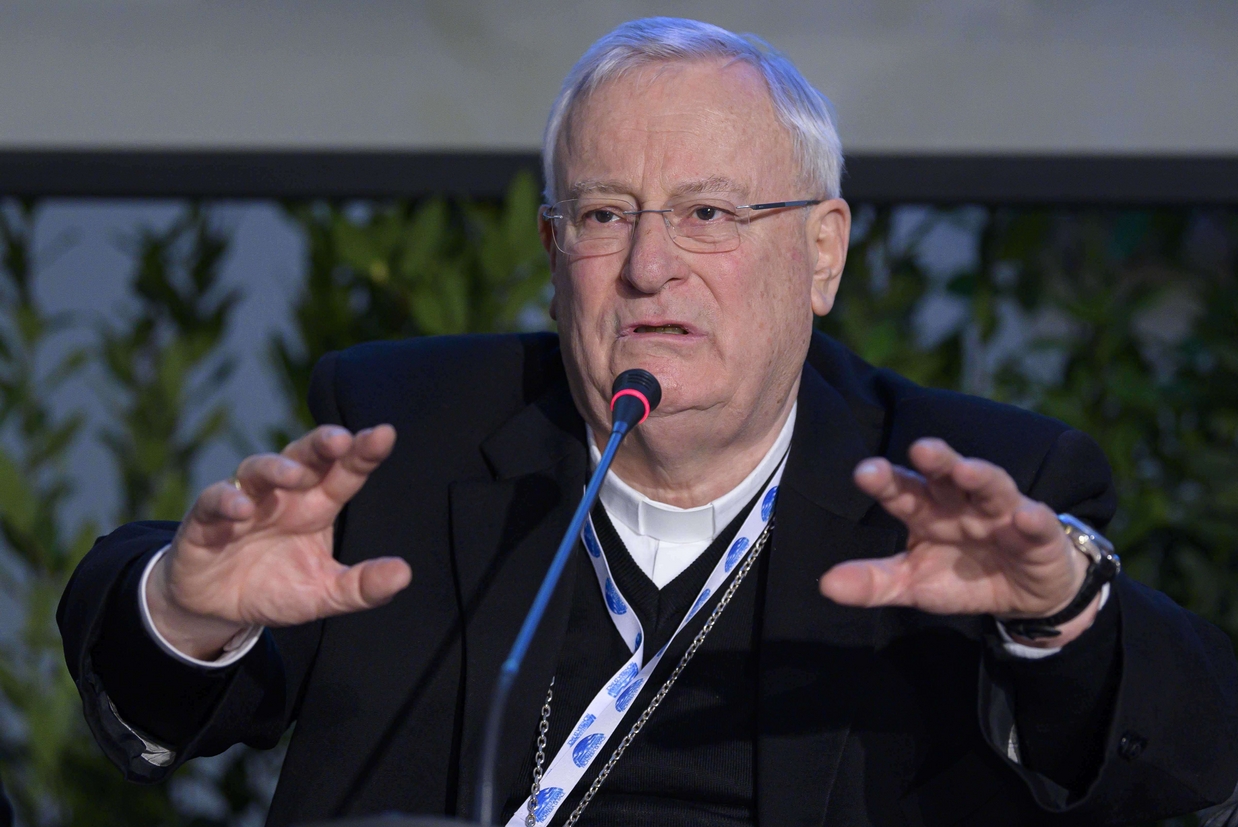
[146,424,410,661]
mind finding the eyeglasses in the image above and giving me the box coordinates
[540,194,822,256]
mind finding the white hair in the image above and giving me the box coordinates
[542,17,844,204]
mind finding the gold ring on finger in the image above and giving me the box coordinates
[228,475,243,491]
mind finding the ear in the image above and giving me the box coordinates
[807,198,851,317]
[539,208,560,321]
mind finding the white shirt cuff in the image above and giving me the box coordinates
[138,545,263,669]
[996,582,1111,660]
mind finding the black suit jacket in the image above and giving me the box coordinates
[0,776,13,827]
[59,332,1238,826]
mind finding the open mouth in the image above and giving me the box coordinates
[634,324,690,334]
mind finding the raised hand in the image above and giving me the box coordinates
[146,424,410,660]
[819,437,1098,646]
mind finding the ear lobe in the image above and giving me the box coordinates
[809,199,851,318]
[811,270,842,316]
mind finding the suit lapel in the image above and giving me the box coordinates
[449,378,588,819]
[757,364,903,827]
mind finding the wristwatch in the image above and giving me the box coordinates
[1002,513,1121,640]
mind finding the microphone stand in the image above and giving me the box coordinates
[300,371,660,827]
[473,420,628,824]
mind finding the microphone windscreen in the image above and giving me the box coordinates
[610,369,662,429]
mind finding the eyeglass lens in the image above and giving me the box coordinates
[547,197,744,255]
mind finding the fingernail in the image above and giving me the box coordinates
[856,460,879,477]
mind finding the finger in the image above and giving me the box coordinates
[349,424,397,467]
[902,438,975,512]
[910,439,1021,517]
[949,457,1023,516]
[234,453,318,496]
[324,556,412,614]
[854,458,928,522]
[281,425,356,475]
[358,555,411,605]
[318,425,397,503]
[907,438,964,480]
[818,554,912,608]
[179,481,255,548]
[1011,501,1062,545]
[188,480,255,524]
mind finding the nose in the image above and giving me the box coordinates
[623,210,682,294]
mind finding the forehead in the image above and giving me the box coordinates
[558,58,797,200]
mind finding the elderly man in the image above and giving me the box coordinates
[60,17,1236,827]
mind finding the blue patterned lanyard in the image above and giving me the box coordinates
[505,455,787,827]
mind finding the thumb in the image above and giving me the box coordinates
[819,554,909,608]
[329,557,413,614]
[357,557,413,607]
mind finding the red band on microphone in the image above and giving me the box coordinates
[610,388,651,424]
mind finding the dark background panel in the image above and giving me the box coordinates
[2,151,1236,205]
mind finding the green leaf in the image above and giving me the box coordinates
[0,444,38,536]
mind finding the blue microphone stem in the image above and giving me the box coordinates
[476,422,630,826]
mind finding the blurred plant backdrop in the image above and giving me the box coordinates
[0,171,1233,826]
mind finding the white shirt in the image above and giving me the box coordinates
[588,405,796,588]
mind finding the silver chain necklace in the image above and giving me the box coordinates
[524,678,555,827]
[523,520,773,827]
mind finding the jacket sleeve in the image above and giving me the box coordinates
[57,351,345,783]
[1,771,13,827]
[978,427,1238,823]
[57,521,298,782]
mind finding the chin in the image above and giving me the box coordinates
[640,371,720,419]
[604,349,725,415]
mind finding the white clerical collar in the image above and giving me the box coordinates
[587,403,796,544]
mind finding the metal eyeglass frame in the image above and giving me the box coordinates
[541,196,823,255]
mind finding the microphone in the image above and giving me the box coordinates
[609,369,662,436]
[301,370,662,827]
[473,369,661,825]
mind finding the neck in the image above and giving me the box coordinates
[594,377,800,508]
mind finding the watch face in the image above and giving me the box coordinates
[1058,513,1120,583]
[1058,513,1114,560]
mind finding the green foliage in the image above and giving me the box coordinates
[0,203,251,826]
[986,210,1238,640]
[0,179,553,824]
[824,206,1238,647]
[274,170,550,434]
[97,208,241,522]
[0,202,170,825]
[818,207,963,387]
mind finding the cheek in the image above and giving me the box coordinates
[741,239,814,350]
[553,265,608,353]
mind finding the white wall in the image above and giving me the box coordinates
[1,0,1235,154]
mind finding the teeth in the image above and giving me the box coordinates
[635,325,688,334]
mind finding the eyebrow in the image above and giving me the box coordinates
[566,175,748,200]
[671,176,745,197]
[567,180,630,198]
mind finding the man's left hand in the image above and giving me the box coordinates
[819,437,1100,647]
